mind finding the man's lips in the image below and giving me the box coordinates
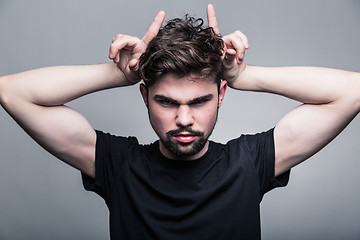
[174,133,196,143]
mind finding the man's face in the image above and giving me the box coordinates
[140,74,227,160]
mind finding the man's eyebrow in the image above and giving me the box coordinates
[154,94,214,105]
[154,95,179,104]
[188,94,214,104]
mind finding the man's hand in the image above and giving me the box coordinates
[109,11,165,85]
[207,4,249,88]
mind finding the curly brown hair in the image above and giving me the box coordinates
[139,15,224,88]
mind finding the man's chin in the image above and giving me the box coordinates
[161,138,207,158]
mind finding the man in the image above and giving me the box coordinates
[0,4,359,239]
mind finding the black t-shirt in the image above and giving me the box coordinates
[82,128,290,239]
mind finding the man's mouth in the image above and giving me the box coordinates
[174,133,196,143]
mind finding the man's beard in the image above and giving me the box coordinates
[161,127,210,158]
[155,110,218,159]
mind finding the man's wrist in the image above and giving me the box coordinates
[227,63,249,90]
[108,62,135,87]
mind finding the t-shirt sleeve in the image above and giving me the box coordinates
[243,128,290,195]
[81,130,138,201]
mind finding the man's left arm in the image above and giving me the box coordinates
[231,65,360,176]
[206,4,360,176]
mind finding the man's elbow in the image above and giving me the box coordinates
[0,75,9,108]
[0,75,19,110]
[341,72,360,113]
[350,72,360,112]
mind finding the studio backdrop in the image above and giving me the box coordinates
[0,0,359,239]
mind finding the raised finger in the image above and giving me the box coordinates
[142,10,165,45]
[207,4,219,34]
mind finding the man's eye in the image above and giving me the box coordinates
[191,99,207,106]
[160,100,173,106]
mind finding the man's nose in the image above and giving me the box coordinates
[175,105,194,127]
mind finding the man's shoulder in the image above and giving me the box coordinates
[95,130,139,144]
[225,128,274,146]
[94,130,158,153]
[208,128,275,159]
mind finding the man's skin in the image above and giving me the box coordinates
[0,2,359,186]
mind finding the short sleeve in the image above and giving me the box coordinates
[243,128,290,195]
[81,130,139,202]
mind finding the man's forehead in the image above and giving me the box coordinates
[148,74,218,100]
[151,73,217,89]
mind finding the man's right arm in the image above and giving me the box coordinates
[0,63,128,178]
[0,10,166,178]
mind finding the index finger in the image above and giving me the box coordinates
[142,10,165,45]
[207,4,219,34]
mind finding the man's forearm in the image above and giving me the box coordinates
[232,65,360,108]
[0,62,128,108]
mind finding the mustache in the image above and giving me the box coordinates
[166,127,204,137]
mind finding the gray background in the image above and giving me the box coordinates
[0,0,359,239]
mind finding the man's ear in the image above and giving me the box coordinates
[139,83,148,107]
[218,80,227,108]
